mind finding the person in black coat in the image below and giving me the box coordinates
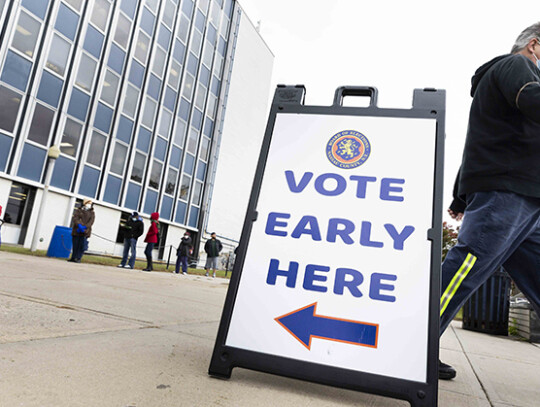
[117,211,144,269]
[175,232,193,275]
[204,232,222,278]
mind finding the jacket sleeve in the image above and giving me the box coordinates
[204,240,209,254]
[496,55,540,123]
[218,240,223,252]
[449,168,466,214]
[134,221,144,238]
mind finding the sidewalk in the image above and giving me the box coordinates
[0,251,538,406]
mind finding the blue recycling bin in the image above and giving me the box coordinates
[47,226,73,258]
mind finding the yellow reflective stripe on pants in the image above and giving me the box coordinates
[440,253,477,317]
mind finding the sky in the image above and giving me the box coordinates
[236,0,537,225]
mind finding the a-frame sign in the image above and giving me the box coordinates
[209,85,445,406]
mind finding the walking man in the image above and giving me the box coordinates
[440,22,540,380]
[118,211,144,269]
[204,232,222,278]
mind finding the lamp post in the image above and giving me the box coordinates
[31,145,60,252]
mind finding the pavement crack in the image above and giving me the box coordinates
[451,324,495,407]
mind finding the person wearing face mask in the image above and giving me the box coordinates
[117,211,144,269]
[440,22,540,381]
[69,198,95,263]
[175,231,193,275]
[204,232,223,278]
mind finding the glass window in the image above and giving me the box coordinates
[154,137,167,161]
[46,34,70,76]
[122,84,139,117]
[170,145,181,168]
[60,118,83,157]
[110,142,128,175]
[224,0,233,17]
[65,0,83,11]
[173,39,186,64]
[200,65,210,87]
[175,200,187,223]
[140,7,155,36]
[206,94,217,117]
[36,71,63,108]
[120,0,137,19]
[55,3,79,41]
[128,60,144,88]
[145,0,159,12]
[195,84,206,110]
[187,53,198,76]
[75,53,97,91]
[207,22,217,45]
[196,160,206,180]
[103,174,122,204]
[124,182,141,210]
[131,152,146,182]
[200,136,210,160]
[182,73,195,100]
[100,70,120,105]
[163,0,175,28]
[192,180,203,205]
[0,86,22,133]
[147,74,161,100]
[83,25,104,59]
[189,205,199,227]
[187,128,198,154]
[210,1,220,26]
[165,168,177,195]
[149,160,162,189]
[91,0,110,31]
[195,10,205,32]
[199,0,210,13]
[78,165,100,197]
[203,118,213,137]
[141,97,157,128]
[27,103,54,146]
[134,31,150,63]
[17,143,46,181]
[174,118,186,146]
[164,87,177,111]
[108,43,125,75]
[114,12,131,48]
[12,11,41,58]
[168,60,181,89]
[21,0,50,20]
[4,183,31,225]
[178,15,189,43]
[94,102,114,133]
[182,0,194,16]
[152,47,166,77]
[179,175,190,200]
[1,51,32,92]
[67,88,90,121]
[218,36,226,56]
[157,25,171,50]
[0,133,12,172]
[136,126,152,152]
[159,110,172,138]
[178,98,190,121]
[191,30,202,55]
[202,42,214,67]
[117,115,134,144]
[192,107,203,130]
[87,131,107,166]
[184,153,195,175]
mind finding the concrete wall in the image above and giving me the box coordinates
[204,9,274,257]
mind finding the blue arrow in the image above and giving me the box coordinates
[275,303,378,350]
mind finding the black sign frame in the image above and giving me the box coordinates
[209,85,445,407]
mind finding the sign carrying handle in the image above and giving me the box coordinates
[333,86,378,107]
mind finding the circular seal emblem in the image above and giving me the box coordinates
[326,130,371,169]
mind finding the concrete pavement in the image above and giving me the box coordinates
[0,251,539,406]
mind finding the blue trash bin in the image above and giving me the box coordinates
[47,226,73,258]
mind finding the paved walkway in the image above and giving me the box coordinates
[0,251,538,406]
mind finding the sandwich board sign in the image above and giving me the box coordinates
[209,85,445,406]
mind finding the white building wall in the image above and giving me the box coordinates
[202,8,274,266]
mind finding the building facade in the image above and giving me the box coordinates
[0,0,273,265]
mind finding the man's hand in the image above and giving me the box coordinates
[448,208,463,221]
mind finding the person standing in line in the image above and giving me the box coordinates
[439,22,540,380]
[176,231,193,275]
[143,212,160,272]
[117,211,144,269]
[69,199,95,263]
[204,232,222,278]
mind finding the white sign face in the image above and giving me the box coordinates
[225,113,436,383]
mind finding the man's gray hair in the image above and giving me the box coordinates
[511,22,540,53]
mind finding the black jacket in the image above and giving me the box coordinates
[124,217,144,239]
[177,236,193,257]
[204,238,222,257]
[452,54,540,211]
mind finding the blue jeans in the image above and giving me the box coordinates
[144,243,154,270]
[175,255,188,273]
[71,235,86,261]
[121,238,137,268]
[440,191,540,335]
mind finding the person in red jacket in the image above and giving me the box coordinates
[143,212,160,271]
